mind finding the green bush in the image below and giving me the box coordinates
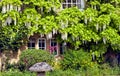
[99,64,120,75]
[47,65,120,76]
[19,49,54,70]
[1,66,120,76]
[78,63,120,76]
[0,69,36,76]
[46,69,78,76]
[60,49,93,70]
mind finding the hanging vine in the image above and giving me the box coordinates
[0,0,120,53]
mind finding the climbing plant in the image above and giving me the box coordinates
[0,0,120,60]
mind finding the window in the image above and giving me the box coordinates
[50,39,57,47]
[61,0,85,10]
[39,38,46,50]
[50,39,58,55]
[28,38,35,49]
[60,42,66,54]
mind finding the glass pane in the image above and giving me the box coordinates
[51,40,57,46]
[51,43,54,46]
[73,4,76,7]
[62,0,67,2]
[68,4,71,8]
[39,39,45,50]
[28,38,35,49]
[39,40,41,42]
[68,0,71,3]
[28,43,31,47]
[73,0,76,3]
[32,43,35,47]
[54,42,57,46]
[39,43,41,47]
[42,42,45,47]
[63,4,67,8]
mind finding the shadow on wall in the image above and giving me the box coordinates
[104,50,119,67]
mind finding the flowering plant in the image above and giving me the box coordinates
[49,46,57,55]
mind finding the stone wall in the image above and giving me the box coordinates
[0,34,61,71]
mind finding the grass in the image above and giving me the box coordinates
[1,65,120,76]
[0,69,36,76]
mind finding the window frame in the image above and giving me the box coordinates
[61,0,84,10]
[28,38,35,49]
[50,39,58,55]
[38,38,46,50]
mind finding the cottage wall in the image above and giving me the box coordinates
[0,34,61,71]
[0,50,18,71]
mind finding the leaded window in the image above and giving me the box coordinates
[39,38,46,50]
[61,0,85,10]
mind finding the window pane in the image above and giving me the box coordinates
[39,43,41,47]
[32,43,35,47]
[54,42,57,46]
[68,0,71,3]
[60,43,64,54]
[39,40,41,42]
[62,0,67,2]
[28,43,31,47]
[73,4,76,7]
[61,0,84,9]
[39,38,46,50]
[51,43,53,46]
[42,42,45,47]
[51,39,57,47]
[73,0,76,3]
[68,4,71,8]
[28,38,35,49]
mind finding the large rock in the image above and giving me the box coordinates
[29,62,53,76]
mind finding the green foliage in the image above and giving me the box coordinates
[1,0,120,75]
[46,69,77,76]
[47,65,120,76]
[101,28,120,46]
[1,0,120,66]
[0,66,120,76]
[1,66,120,76]
[0,69,36,76]
[19,49,54,70]
[0,0,61,51]
[60,49,93,70]
[0,0,22,6]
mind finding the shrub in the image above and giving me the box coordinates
[46,69,77,76]
[19,49,54,70]
[60,49,93,70]
[0,69,36,76]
